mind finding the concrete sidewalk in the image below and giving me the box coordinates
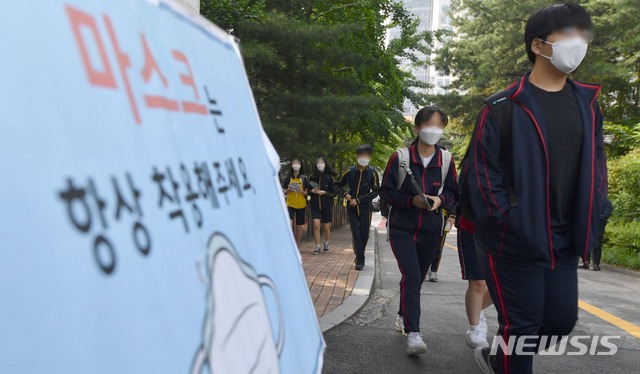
[300,226,360,317]
[322,227,640,374]
[300,213,383,322]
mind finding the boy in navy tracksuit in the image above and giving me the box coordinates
[381,107,458,355]
[464,4,609,374]
[336,144,379,270]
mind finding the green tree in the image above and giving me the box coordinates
[435,0,640,135]
[200,0,436,172]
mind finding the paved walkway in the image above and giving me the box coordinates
[300,226,359,317]
[323,227,640,373]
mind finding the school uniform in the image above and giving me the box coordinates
[455,215,483,280]
[464,73,608,373]
[336,165,379,266]
[309,172,337,223]
[380,144,458,333]
[283,174,309,225]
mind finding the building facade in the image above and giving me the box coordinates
[389,0,454,116]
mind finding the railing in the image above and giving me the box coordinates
[301,201,349,240]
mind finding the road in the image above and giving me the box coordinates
[322,224,640,374]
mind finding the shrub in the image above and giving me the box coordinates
[602,221,640,270]
[607,147,640,222]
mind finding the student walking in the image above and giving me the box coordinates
[336,144,379,270]
[461,4,609,373]
[426,212,454,282]
[309,157,338,254]
[580,198,613,270]
[455,212,494,348]
[380,106,458,355]
[282,158,309,247]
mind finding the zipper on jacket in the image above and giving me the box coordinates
[413,164,427,241]
[515,100,556,269]
[319,173,322,211]
[355,169,363,216]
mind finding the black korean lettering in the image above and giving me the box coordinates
[193,162,220,209]
[94,235,116,275]
[180,163,203,229]
[213,161,229,205]
[238,157,255,193]
[112,176,134,220]
[204,86,224,134]
[153,166,189,232]
[113,174,151,256]
[132,222,151,256]
[59,179,91,233]
[225,158,242,198]
[87,178,108,229]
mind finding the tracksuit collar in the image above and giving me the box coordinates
[509,72,601,107]
[410,144,442,168]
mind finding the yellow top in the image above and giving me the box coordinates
[286,177,307,209]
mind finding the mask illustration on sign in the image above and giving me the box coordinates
[357,158,370,167]
[419,127,443,145]
[539,37,588,74]
[191,233,285,374]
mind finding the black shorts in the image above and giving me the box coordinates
[457,227,484,280]
[311,206,333,223]
[288,207,306,225]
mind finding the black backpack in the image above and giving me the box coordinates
[458,92,517,222]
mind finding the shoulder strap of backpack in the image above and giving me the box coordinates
[438,149,452,196]
[484,90,513,159]
[484,90,518,205]
[396,148,410,190]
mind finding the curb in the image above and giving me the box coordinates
[599,263,640,279]
[319,227,377,332]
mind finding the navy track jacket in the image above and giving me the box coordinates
[309,172,337,211]
[380,144,458,242]
[466,73,608,268]
[336,165,380,207]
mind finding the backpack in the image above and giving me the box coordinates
[457,91,516,222]
[381,148,452,218]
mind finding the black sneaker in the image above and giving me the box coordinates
[355,263,364,271]
[593,264,601,271]
[323,243,330,252]
[313,247,321,255]
[579,262,590,270]
[474,347,497,374]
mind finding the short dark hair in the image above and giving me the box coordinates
[355,144,373,155]
[414,106,448,128]
[525,3,592,63]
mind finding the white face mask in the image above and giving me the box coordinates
[195,234,284,374]
[539,37,588,74]
[357,157,370,167]
[317,163,325,172]
[292,164,301,172]
[419,127,444,145]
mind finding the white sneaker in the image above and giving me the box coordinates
[407,332,427,356]
[479,311,488,332]
[466,326,489,348]
[395,315,407,335]
[428,271,438,282]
